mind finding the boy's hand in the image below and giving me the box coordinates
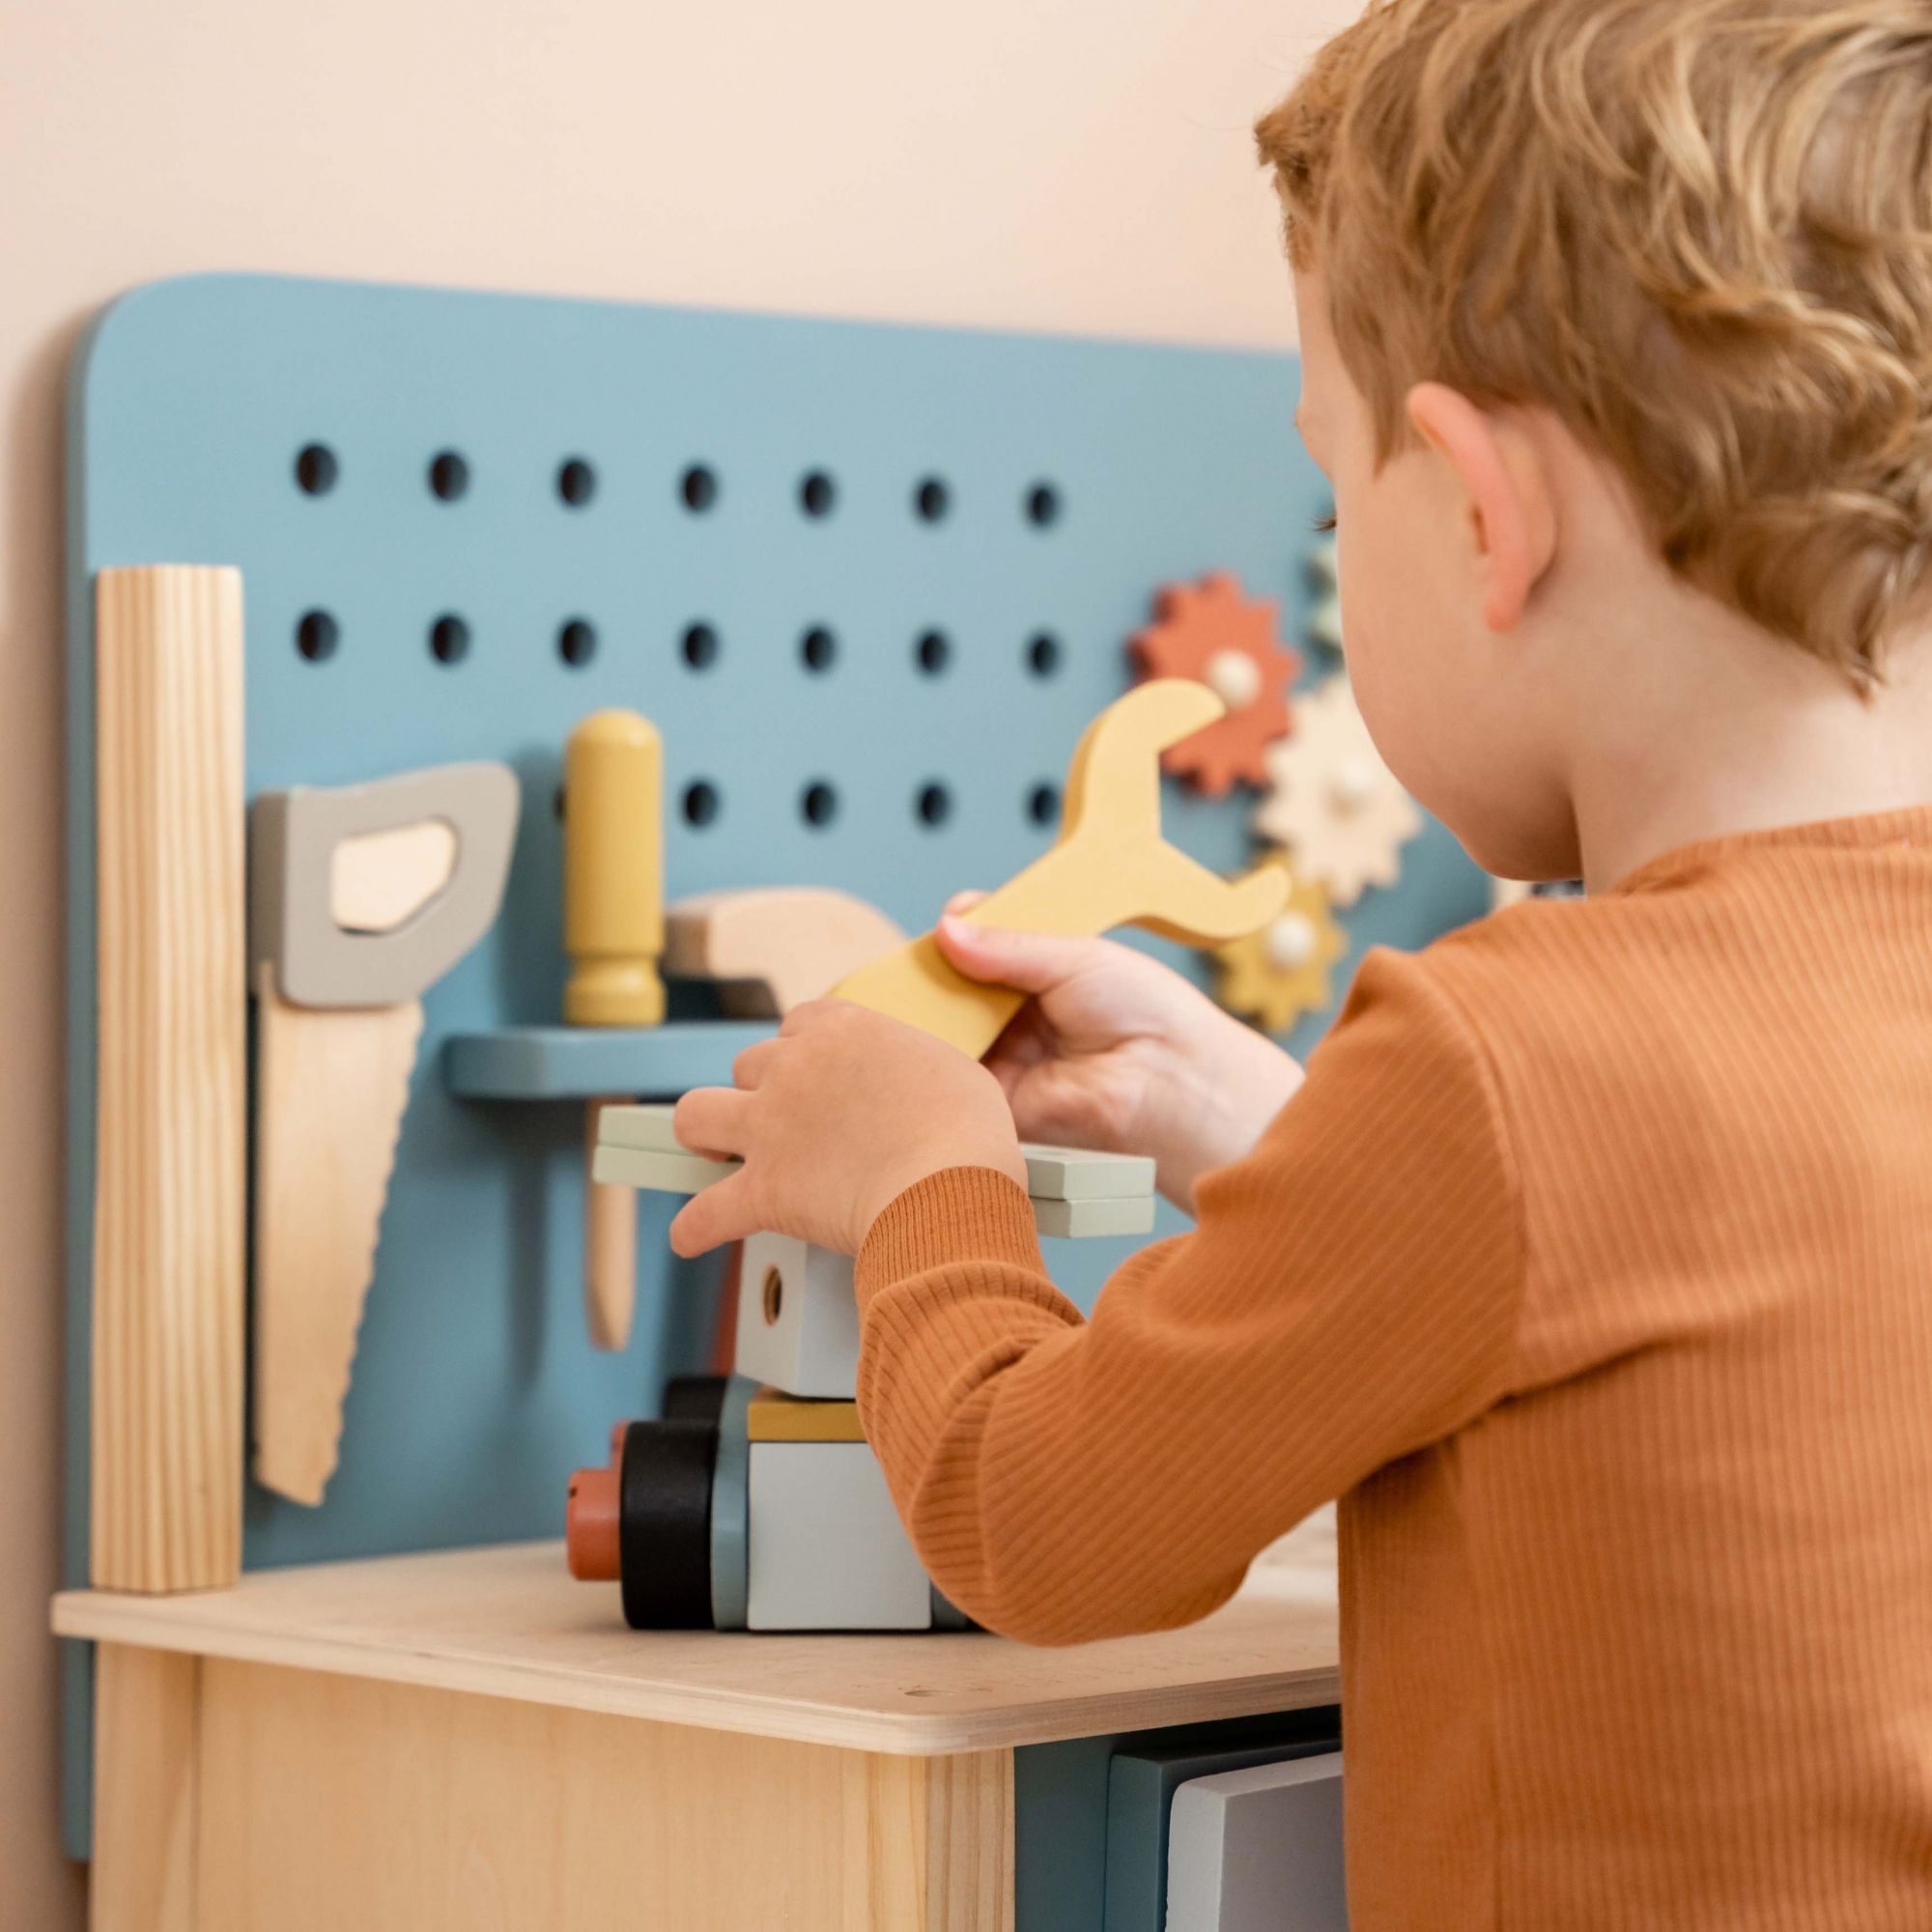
[667,1002,1028,1258]
[935,900,1305,1211]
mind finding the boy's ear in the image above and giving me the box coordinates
[1406,383,1557,634]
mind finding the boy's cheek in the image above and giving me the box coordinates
[1332,492,1448,744]
[1335,481,1508,844]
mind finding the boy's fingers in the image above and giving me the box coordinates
[672,1087,752,1156]
[936,913,1092,993]
[668,1172,755,1258]
[731,1038,779,1090]
[943,889,989,917]
[778,997,841,1037]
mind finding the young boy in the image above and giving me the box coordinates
[671,1,1932,1922]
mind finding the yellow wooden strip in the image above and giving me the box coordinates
[747,1393,867,1442]
[92,566,245,1591]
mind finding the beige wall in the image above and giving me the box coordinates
[0,0,1353,1917]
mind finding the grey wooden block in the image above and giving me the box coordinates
[589,1142,734,1196]
[746,1440,933,1632]
[707,1375,755,1632]
[594,1136,1155,1238]
[1164,1752,1347,1932]
[598,1105,1157,1221]
[1032,1195,1157,1239]
[1022,1145,1155,1202]
[736,1233,861,1399]
[598,1102,687,1154]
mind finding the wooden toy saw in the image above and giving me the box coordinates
[831,679,1291,1058]
[249,762,518,1504]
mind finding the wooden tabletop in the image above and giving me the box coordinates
[53,1514,1339,1755]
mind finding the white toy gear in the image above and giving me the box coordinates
[1254,673,1421,905]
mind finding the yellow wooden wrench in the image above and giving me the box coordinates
[833,679,1291,1057]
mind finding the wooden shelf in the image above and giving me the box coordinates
[441,1021,775,1100]
[53,1518,1339,1756]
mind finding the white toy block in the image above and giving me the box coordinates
[1032,1195,1157,1239]
[736,1232,862,1399]
[598,1102,690,1154]
[591,1141,734,1195]
[595,1105,1151,1206]
[1165,1752,1347,1932]
[1022,1145,1155,1202]
[746,1441,932,1631]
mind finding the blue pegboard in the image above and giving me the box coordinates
[62,270,1485,1850]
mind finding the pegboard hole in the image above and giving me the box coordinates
[800,626,838,673]
[681,622,721,670]
[557,457,597,507]
[429,614,471,666]
[1025,481,1063,527]
[1026,631,1062,678]
[428,450,469,501]
[296,610,340,663]
[683,781,721,828]
[294,443,338,496]
[799,470,838,518]
[915,630,952,676]
[762,1266,784,1326]
[681,465,720,513]
[801,781,838,829]
[1027,782,1060,828]
[557,618,598,668]
[914,476,951,523]
[916,782,952,828]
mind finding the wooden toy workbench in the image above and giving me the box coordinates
[55,1516,1340,1930]
[58,274,1481,1928]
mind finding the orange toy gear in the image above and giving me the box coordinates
[1130,572,1298,797]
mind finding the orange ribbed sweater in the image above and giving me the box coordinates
[854,809,1932,1931]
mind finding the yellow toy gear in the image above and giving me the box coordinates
[1211,869,1348,1035]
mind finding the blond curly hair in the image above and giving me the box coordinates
[1258,0,1932,684]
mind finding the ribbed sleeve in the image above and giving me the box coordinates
[854,947,1522,1646]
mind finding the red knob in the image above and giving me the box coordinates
[566,1464,621,1581]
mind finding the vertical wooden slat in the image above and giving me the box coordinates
[923,1751,1015,1932]
[92,1644,200,1932]
[844,1748,1014,1932]
[91,566,245,1591]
